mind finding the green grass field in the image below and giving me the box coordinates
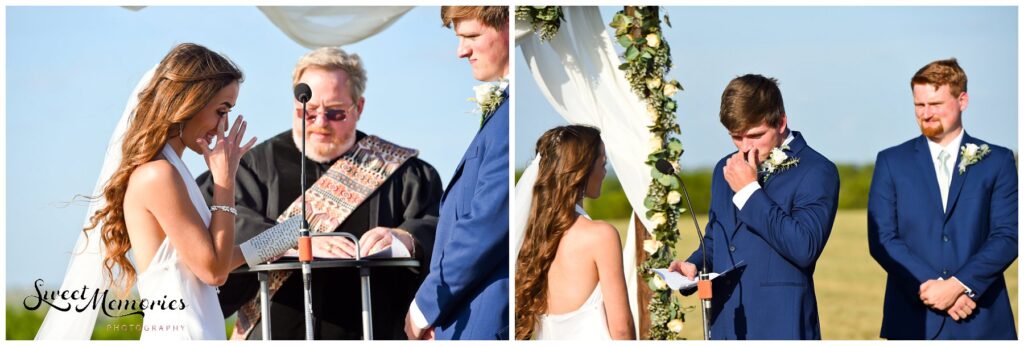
[609,209,1019,340]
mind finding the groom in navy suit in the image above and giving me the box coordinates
[404,6,509,340]
[867,58,1017,340]
[671,74,840,339]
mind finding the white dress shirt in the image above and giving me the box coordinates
[925,128,964,211]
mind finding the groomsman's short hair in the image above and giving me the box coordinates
[441,6,508,30]
[719,74,786,133]
[911,58,968,97]
[292,47,367,102]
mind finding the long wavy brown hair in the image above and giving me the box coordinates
[85,43,243,295]
[515,125,603,340]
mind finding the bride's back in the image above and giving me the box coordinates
[545,215,620,314]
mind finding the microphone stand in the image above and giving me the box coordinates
[657,159,711,340]
[297,93,315,340]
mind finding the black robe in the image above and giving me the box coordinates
[196,130,442,340]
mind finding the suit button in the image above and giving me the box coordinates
[729,246,736,252]
[943,269,949,276]
[943,235,949,243]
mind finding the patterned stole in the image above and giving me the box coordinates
[231,135,418,340]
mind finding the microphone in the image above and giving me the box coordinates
[653,159,707,274]
[294,82,314,340]
[294,83,312,103]
[656,158,713,340]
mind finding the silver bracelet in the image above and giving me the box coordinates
[210,205,238,215]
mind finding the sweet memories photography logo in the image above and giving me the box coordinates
[22,279,187,318]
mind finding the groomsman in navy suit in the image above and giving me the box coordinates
[405,6,509,340]
[670,74,840,339]
[867,58,1017,340]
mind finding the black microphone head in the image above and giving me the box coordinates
[655,159,675,175]
[294,83,312,103]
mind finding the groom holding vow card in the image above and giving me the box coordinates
[670,74,839,340]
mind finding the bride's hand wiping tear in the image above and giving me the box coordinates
[197,114,257,185]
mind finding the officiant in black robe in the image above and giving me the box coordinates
[196,47,443,340]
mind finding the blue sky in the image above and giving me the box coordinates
[6,6,486,288]
[515,6,1018,170]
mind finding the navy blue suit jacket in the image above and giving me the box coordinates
[867,133,1017,340]
[413,90,509,340]
[686,131,839,340]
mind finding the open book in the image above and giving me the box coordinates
[653,261,745,291]
[240,215,411,268]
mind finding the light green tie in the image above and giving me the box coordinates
[938,150,952,210]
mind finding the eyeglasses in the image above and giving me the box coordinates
[295,103,356,122]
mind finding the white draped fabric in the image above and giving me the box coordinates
[515,6,656,335]
[39,6,414,339]
[258,7,412,49]
[121,6,412,49]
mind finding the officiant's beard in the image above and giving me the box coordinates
[292,127,352,163]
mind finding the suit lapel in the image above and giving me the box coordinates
[440,90,507,203]
[478,89,507,132]
[726,188,742,240]
[913,136,945,215]
[944,133,971,220]
[762,131,807,190]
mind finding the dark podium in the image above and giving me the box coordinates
[234,233,419,340]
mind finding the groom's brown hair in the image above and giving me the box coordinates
[719,74,786,133]
[441,6,508,30]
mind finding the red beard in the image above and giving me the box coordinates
[919,120,944,139]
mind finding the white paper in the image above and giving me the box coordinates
[652,269,720,290]
[653,261,745,291]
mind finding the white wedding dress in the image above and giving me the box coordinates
[535,283,612,340]
[136,144,226,340]
[532,206,612,340]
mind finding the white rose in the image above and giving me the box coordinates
[473,83,495,105]
[649,136,663,152]
[650,212,666,226]
[651,275,668,290]
[663,82,678,97]
[769,148,788,166]
[643,239,662,255]
[646,33,661,48]
[646,77,662,90]
[667,319,684,334]
[667,191,681,205]
[965,143,979,157]
[671,161,681,172]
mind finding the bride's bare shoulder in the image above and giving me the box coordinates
[127,159,184,196]
[570,217,622,247]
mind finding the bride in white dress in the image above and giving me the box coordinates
[37,43,256,340]
[515,125,635,340]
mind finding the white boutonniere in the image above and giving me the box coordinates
[469,79,506,126]
[958,143,991,174]
[759,145,800,182]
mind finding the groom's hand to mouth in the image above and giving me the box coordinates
[724,147,759,192]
